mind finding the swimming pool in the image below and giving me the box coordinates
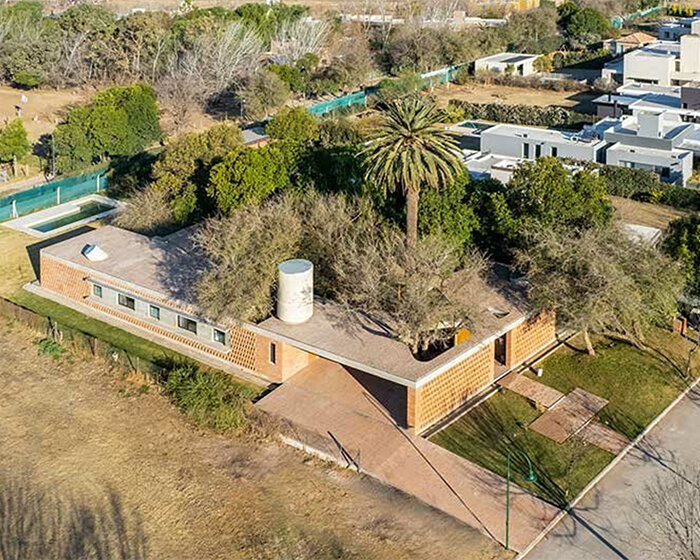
[31,201,114,233]
[3,195,124,238]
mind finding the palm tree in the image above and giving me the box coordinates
[362,96,462,247]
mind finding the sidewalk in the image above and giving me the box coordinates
[258,359,560,552]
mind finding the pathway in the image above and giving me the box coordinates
[530,389,609,444]
[498,374,630,453]
[528,386,700,560]
[257,359,560,553]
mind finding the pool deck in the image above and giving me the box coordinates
[2,195,124,238]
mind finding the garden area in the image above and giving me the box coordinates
[432,328,700,506]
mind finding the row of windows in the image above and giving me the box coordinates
[522,143,557,159]
[92,284,227,346]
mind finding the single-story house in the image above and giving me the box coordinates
[34,225,557,434]
[473,52,540,77]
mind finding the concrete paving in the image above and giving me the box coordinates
[257,359,560,552]
[530,389,609,444]
[528,386,700,560]
[498,372,565,409]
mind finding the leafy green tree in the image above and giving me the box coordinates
[664,214,700,298]
[0,118,31,176]
[491,158,612,255]
[362,96,462,247]
[53,84,161,173]
[207,144,291,213]
[418,171,479,254]
[266,107,319,144]
[566,7,610,46]
[239,70,290,120]
[151,123,243,223]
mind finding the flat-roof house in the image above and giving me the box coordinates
[623,36,700,86]
[479,123,608,162]
[473,52,540,77]
[658,16,700,41]
[34,225,557,435]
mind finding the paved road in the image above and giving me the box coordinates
[529,386,700,560]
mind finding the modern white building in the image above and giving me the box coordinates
[473,52,539,76]
[623,35,700,86]
[478,123,607,161]
[457,109,696,186]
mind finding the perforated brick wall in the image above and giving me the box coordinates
[414,343,495,432]
[507,312,556,367]
[40,255,262,376]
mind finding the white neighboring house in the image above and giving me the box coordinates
[658,16,700,41]
[478,123,607,161]
[473,52,539,77]
[455,110,696,186]
[623,36,700,86]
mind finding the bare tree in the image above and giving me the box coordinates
[201,22,264,93]
[516,225,685,356]
[636,464,700,560]
[270,19,330,65]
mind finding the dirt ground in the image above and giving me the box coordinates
[0,319,507,560]
[434,83,598,114]
[0,85,90,143]
[611,196,689,230]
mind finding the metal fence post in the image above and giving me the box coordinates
[56,186,60,205]
[11,199,17,218]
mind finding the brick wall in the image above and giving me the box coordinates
[507,312,556,367]
[39,255,314,382]
[413,343,495,432]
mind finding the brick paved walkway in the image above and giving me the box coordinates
[529,389,609,444]
[498,372,565,408]
[578,420,631,454]
[258,360,559,552]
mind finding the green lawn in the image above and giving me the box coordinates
[431,390,612,506]
[432,329,699,506]
[0,224,261,394]
[531,330,696,439]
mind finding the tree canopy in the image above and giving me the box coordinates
[0,118,31,175]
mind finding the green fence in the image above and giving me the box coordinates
[0,168,108,222]
[308,63,469,116]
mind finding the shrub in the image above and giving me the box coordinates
[266,107,319,144]
[113,187,178,237]
[164,365,254,433]
[34,338,66,360]
[599,165,661,198]
[658,185,700,211]
[239,69,290,120]
[447,100,593,128]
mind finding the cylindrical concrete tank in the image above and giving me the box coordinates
[277,259,314,324]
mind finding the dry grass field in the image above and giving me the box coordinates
[0,317,508,560]
[434,83,598,113]
[611,196,689,230]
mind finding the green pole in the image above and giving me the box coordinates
[505,449,538,551]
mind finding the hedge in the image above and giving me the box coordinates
[447,100,594,128]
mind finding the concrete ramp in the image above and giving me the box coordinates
[257,359,559,552]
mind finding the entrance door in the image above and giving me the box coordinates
[494,334,507,366]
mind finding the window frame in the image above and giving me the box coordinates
[269,342,277,365]
[92,284,103,298]
[149,305,161,321]
[177,315,198,335]
[117,293,136,310]
[213,328,226,345]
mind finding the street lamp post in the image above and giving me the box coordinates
[505,448,538,551]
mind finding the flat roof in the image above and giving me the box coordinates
[606,141,692,158]
[41,225,528,386]
[628,41,681,58]
[476,52,538,65]
[483,123,605,145]
[41,225,205,308]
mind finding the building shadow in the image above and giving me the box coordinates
[25,226,97,279]
[0,471,148,559]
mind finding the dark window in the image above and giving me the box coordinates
[92,284,102,298]
[178,316,197,334]
[213,328,226,345]
[551,146,558,157]
[535,144,542,158]
[149,305,160,320]
[269,343,277,365]
[523,143,530,159]
[118,294,135,310]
